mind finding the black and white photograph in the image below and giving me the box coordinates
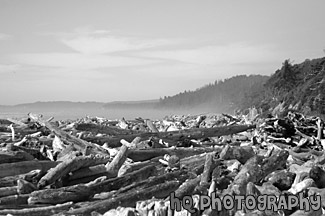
[0,0,324,215]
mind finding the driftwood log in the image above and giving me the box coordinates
[0,160,59,178]
[28,113,108,156]
[37,154,110,188]
[83,124,256,147]
[0,150,35,164]
[127,146,218,162]
[65,180,181,215]
[0,201,73,216]
[75,123,140,136]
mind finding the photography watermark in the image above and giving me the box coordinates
[170,192,321,213]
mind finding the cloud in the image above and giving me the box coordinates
[59,28,173,54]
[0,33,11,40]
[134,43,278,66]
[11,53,161,70]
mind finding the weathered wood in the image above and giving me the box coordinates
[37,154,110,188]
[83,124,256,147]
[0,201,74,216]
[219,144,255,164]
[105,143,129,177]
[203,150,289,216]
[89,165,157,195]
[75,123,140,136]
[0,194,30,206]
[200,152,221,186]
[136,199,168,216]
[0,186,18,198]
[225,149,289,196]
[288,178,315,194]
[0,169,41,187]
[115,169,193,196]
[66,180,181,215]
[0,150,35,164]
[264,169,295,190]
[118,157,162,176]
[17,179,37,194]
[146,120,159,132]
[28,184,92,204]
[289,149,315,162]
[68,164,107,181]
[128,147,216,162]
[28,113,108,156]
[0,160,59,178]
[173,175,201,200]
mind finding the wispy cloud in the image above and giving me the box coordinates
[59,27,173,54]
[11,53,161,70]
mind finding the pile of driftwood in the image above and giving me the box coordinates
[0,110,324,216]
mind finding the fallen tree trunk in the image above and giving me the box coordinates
[89,165,157,195]
[28,184,93,204]
[114,169,193,196]
[0,194,30,206]
[28,165,157,205]
[75,123,140,136]
[0,160,59,178]
[127,146,217,162]
[0,150,35,164]
[83,124,256,147]
[173,175,201,199]
[37,154,110,188]
[65,180,181,215]
[0,201,74,216]
[0,186,18,198]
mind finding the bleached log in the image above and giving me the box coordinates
[37,154,110,188]
[105,138,137,178]
[288,178,315,195]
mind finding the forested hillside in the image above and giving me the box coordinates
[255,57,325,116]
[158,56,325,116]
[158,75,269,112]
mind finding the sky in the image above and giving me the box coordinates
[0,0,324,105]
